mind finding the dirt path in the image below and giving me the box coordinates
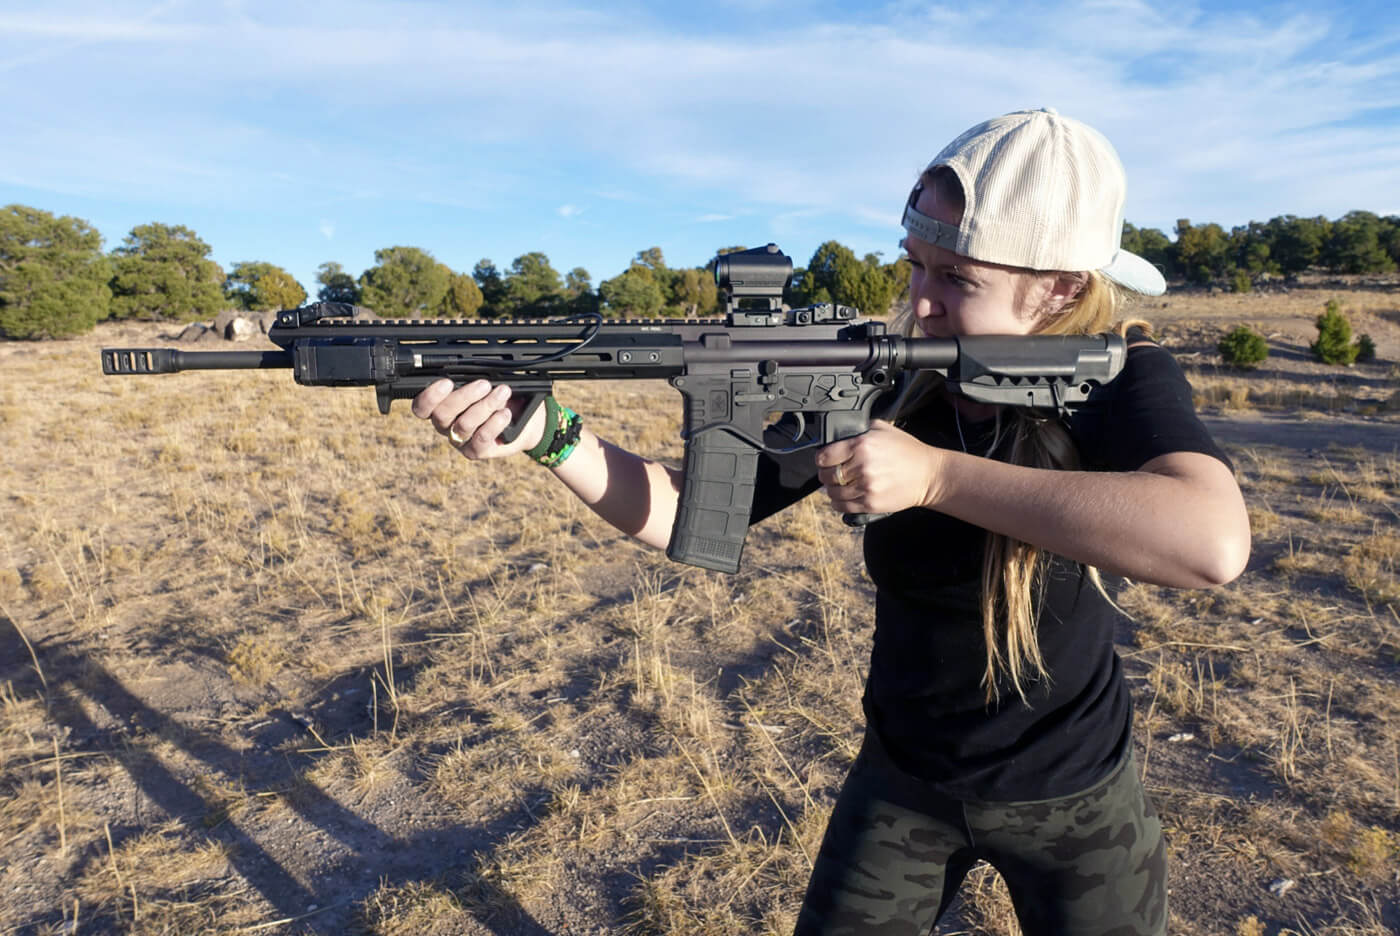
[1202,412,1400,455]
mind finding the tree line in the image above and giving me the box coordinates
[3,202,1399,340]
[1125,212,1400,288]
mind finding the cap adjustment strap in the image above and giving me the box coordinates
[901,201,961,251]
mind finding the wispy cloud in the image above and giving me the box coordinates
[0,1,1396,284]
[0,1,192,71]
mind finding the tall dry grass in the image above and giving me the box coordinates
[0,318,1396,934]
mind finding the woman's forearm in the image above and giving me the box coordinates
[925,449,1250,588]
[549,428,682,550]
[411,379,684,551]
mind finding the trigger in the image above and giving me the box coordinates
[789,412,806,442]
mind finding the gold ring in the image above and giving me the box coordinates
[834,462,848,486]
[448,426,467,445]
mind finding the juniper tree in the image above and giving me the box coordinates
[224,261,307,311]
[0,204,111,338]
[358,246,450,318]
[109,223,224,322]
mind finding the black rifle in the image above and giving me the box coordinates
[101,244,1125,573]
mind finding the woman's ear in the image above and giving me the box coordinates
[1042,272,1088,316]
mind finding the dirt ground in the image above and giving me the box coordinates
[1,278,1398,935]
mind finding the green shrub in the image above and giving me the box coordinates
[1230,271,1252,293]
[1357,333,1377,363]
[1218,325,1269,368]
[1311,300,1360,365]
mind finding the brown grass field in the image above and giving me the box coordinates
[1,280,1398,935]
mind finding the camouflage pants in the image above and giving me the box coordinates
[794,733,1166,936]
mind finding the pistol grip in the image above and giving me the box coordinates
[820,411,887,529]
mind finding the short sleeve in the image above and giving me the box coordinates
[1071,336,1232,472]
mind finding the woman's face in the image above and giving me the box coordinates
[904,185,1039,339]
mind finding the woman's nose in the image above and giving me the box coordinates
[911,288,937,318]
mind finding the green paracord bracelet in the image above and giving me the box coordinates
[525,395,583,468]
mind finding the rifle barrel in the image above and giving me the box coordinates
[102,348,293,375]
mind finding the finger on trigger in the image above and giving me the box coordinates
[818,440,853,467]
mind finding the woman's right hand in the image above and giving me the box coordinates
[411,378,547,460]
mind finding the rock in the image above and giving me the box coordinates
[1268,878,1295,897]
[177,322,209,342]
[211,308,242,337]
[225,316,258,342]
[258,310,280,333]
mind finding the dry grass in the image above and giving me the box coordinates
[1,292,1398,934]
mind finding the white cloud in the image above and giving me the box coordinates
[319,220,335,239]
[696,213,734,223]
[0,1,1396,259]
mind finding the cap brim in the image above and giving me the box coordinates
[1101,249,1166,296]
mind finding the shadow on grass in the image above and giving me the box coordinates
[0,622,554,935]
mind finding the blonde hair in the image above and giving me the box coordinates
[891,169,1147,705]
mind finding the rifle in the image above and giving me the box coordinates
[101,244,1126,573]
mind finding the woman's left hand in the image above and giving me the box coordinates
[815,420,946,516]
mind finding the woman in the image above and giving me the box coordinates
[414,109,1250,935]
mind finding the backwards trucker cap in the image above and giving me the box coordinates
[901,108,1167,296]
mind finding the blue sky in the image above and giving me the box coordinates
[2,0,1398,298]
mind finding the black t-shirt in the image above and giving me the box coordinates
[748,336,1231,801]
